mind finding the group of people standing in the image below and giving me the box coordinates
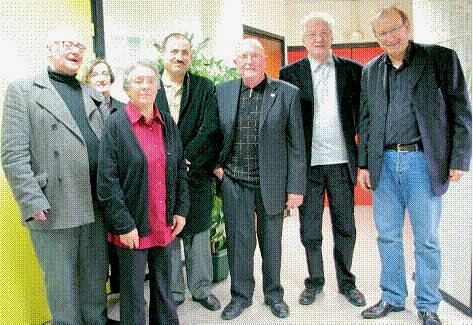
[1,6,471,325]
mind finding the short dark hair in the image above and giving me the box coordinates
[161,33,191,51]
[83,58,115,84]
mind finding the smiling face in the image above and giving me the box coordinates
[124,65,159,109]
[372,10,410,62]
[303,19,332,61]
[89,62,112,96]
[234,40,266,88]
[161,36,192,77]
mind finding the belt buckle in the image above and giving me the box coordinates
[397,143,409,152]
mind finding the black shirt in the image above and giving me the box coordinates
[225,77,266,186]
[48,68,100,198]
[384,42,422,145]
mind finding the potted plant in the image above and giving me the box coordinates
[154,34,237,283]
[209,181,229,282]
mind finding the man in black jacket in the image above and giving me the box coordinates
[156,32,221,311]
[280,12,365,308]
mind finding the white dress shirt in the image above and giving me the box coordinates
[308,54,348,166]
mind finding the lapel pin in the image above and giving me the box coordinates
[270,93,275,97]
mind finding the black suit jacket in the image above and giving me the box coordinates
[280,55,362,183]
[216,77,306,215]
[358,42,472,195]
[156,72,219,235]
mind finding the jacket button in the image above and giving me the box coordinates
[54,151,59,157]
[167,152,171,155]
[51,124,58,130]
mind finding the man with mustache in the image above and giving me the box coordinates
[156,32,221,311]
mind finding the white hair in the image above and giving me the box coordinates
[45,26,84,47]
[300,12,335,40]
[233,38,265,59]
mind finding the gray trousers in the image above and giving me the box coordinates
[29,217,108,325]
[170,230,213,301]
[222,176,284,305]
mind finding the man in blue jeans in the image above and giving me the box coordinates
[357,7,471,325]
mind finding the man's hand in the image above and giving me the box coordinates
[32,210,47,221]
[119,228,139,249]
[171,215,186,237]
[449,169,465,182]
[357,169,372,192]
[186,159,191,172]
[213,167,224,181]
[286,193,303,209]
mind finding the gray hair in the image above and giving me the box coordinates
[300,12,335,40]
[122,61,160,91]
[233,38,265,60]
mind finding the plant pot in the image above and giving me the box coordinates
[212,248,229,283]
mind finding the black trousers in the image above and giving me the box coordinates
[222,176,284,305]
[108,242,120,293]
[117,245,178,325]
[299,163,356,291]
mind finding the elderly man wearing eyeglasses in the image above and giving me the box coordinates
[1,26,108,324]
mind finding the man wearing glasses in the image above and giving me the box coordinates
[280,12,365,308]
[1,26,108,323]
[358,7,471,324]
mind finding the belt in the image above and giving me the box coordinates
[385,142,423,152]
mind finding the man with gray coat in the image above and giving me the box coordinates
[1,26,108,324]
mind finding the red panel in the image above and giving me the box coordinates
[287,49,307,64]
[352,46,384,64]
[332,48,352,59]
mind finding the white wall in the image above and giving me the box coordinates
[413,0,472,310]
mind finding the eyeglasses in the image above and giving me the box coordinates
[304,31,331,39]
[375,24,405,39]
[236,53,263,63]
[90,71,111,78]
[57,41,86,53]
[131,76,158,86]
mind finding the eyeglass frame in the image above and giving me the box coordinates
[375,23,406,39]
[56,41,86,53]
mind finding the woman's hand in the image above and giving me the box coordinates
[119,228,139,249]
[171,215,186,237]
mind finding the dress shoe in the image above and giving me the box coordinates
[264,299,289,318]
[361,300,404,319]
[418,311,442,325]
[221,300,251,320]
[340,287,366,306]
[192,293,221,311]
[299,287,322,305]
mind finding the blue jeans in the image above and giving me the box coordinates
[373,150,442,312]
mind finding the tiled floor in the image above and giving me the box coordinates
[108,206,471,324]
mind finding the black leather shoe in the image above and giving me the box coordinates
[340,287,366,306]
[192,293,221,311]
[265,299,289,318]
[362,300,404,319]
[299,287,322,305]
[418,311,442,325]
[221,300,251,320]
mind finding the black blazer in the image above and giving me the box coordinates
[156,72,219,235]
[156,72,219,171]
[97,108,189,236]
[216,78,306,215]
[280,55,362,184]
[358,42,472,195]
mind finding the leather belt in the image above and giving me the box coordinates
[385,142,423,152]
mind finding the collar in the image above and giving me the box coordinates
[126,102,164,125]
[241,75,267,93]
[308,52,334,72]
[161,70,185,90]
[383,40,414,67]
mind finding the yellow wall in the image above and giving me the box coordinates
[0,0,93,323]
